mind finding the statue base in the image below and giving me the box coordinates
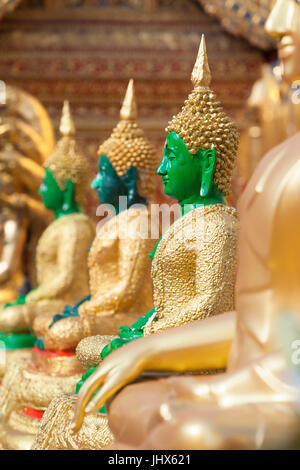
[0,347,85,450]
[0,408,41,450]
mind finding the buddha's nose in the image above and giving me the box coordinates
[156,157,167,176]
[266,0,293,37]
[38,183,45,195]
[91,176,100,189]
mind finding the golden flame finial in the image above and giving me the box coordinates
[166,34,239,195]
[98,78,157,199]
[120,79,138,121]
[59,100,75,137]
[191,34,211,88]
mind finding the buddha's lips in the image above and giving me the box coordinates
[23,407,45,420]
[33,345,76,358]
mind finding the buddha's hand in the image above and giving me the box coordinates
[100,326,143,359]
[100,309,157,360]
[72,339,149,433]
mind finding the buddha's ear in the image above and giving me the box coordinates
[200,148,217,197]
[63,179,75,208]
[123,166,138,187]
[122,166,138,201]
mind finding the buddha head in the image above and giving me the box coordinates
[158,36,239,205]
[266,0,300,83]
[1,85,55,165]
[40,101,89,216]
[94,79,157,207]
[91,153,143,209]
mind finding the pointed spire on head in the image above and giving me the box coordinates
[98,78,157,200]
[166,34,239,196]
[191,34,211,89]
[45,100,88,207]
[120,79,138,121]
[59,100,75,137]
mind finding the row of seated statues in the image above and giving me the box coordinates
[0,0,299,450]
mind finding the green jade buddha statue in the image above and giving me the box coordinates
[102,132,224,356]
[0,101,94,374]
[0,167,81,346]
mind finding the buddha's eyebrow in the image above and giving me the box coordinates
[165,144,177,154]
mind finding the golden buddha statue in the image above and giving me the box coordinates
[0,80,157,450]
[72,0,300,450]
[0,101,94,335]
[238,0,300,189]
[238,62,300,188]
[0,86,56,378]
[0,85,55,306]
[33,37,239,450]
[0,146,26,306]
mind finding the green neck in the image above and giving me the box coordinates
[179,183,226,217]
[53,198,81,220]
[91,154,147,215]
[39,169,82,220]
